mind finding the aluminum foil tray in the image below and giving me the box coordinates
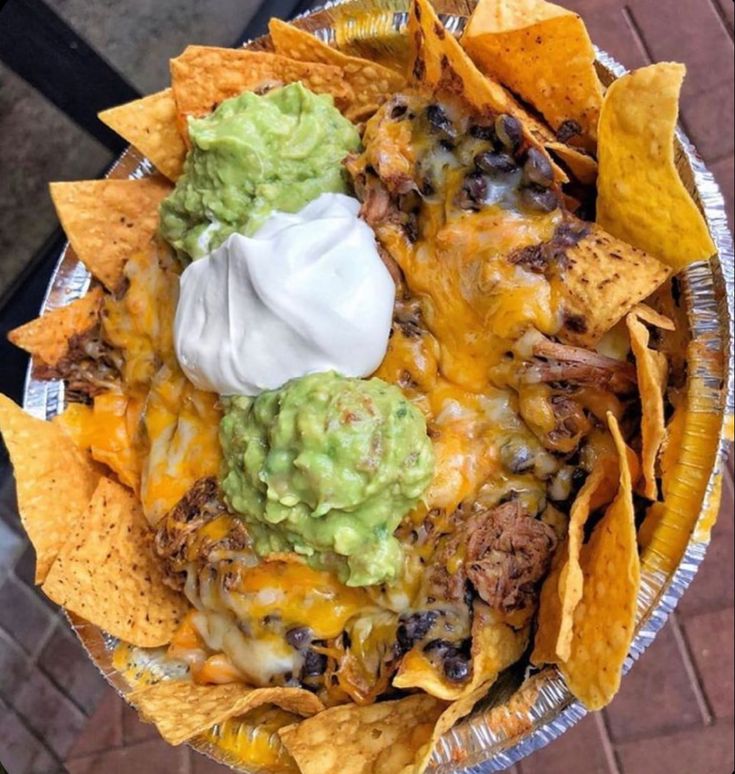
[23,1,734,770]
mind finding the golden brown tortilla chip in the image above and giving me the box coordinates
[462,0,603,151]
[268,18,406,122]
[98,90,186,181]
[550,220,671,347]
[597,63,715,270]
[393,601,528,701]
[50,177,172,292]
[626,306,675,500]
[130,680,324,747]
[42,476,188,646]
[407,681,496,774]
[0,394,99,582]
[8,287,104,367]
[278,694,446,774]
[170,45,353,135]
[560,413,640,709]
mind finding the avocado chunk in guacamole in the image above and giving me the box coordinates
[159,82,361,262]
[220,372,434,587]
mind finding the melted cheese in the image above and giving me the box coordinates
[55,390,143,490]
[139,363,222,525]
[102,244,179,388]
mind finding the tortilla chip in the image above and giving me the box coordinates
[0,395,99,582]
[99,90,186,181]
[550,219,671,347]
[560,412,640,710]
[268,19,406,122]
[8,287,104,367]
[50,177,172,292]
[393,602,528,701]
[56,390,143,491]
[462,0,603,151]
[597,63,715,270]
[170,46,353,136]
[42,476,188,646]
[626,307,675,499]
[547,141,598,184]
[407,681,493,774]
[130,680,323,747]
[532,461,617,666]
[407,0,561,176]
[278,694,446,774]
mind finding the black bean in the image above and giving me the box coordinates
[458,172,488,210]
[426,104,457,141]
[523,148,554,188]
[301,650,327,677]
[495,114,522,151]
[443,654,471,682]
[285,626,313,650]
[469,123,496,142]
[521,187,559,213]
[397,611,438,651]
[475,151,517,174]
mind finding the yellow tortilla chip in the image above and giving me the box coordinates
[98,89,186,181]
[560,412,640,710]
[550,220,671,347]
[462,0,603,151]
[0,395,99,582]
[532,461,617,665]
[42,476,188,646]
[393,602,528,701]
[627,307,674,499]
[50,177,172,292]
[268,19,406,122]
[130,680,324,747]
[8,287,104,367]
[407,0,561,175]
[170,46,353,135]
[597,63,715,270]
[278,694,446,774]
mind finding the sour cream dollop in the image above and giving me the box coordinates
[174,193,396,396]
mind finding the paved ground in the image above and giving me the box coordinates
[0,1,733,773]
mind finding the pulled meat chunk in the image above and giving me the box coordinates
[465,501,557,613]
[527,338,637,394]
[425,501,557,613]
[35,325,123,399]
[155,477,249,591]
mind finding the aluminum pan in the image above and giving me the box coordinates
[23,3,733,771]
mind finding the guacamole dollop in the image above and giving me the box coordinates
[159,82,361,261]
[220,372,434,587]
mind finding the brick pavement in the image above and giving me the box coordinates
[0,1,733,773]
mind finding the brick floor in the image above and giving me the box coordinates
[0,2,733,774]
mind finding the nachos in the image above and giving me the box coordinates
[0,0,720,771]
